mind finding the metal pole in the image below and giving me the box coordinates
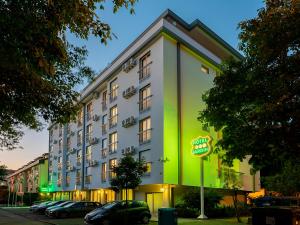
[198,158,207,219]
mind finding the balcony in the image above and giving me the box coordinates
[139,95,152,112]
[101,148,108,158]
[139,129,152,145]
[138,62,152,81]
[109,115,118,129]
[85,175,92,184]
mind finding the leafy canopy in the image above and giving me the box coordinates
[0,164,7,181]
[110,154,147,194]
[199,0,300,172]
[0,0,138,150]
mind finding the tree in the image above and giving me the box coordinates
[263,160,300,196]
[199,0,300,174]
[0,0,138,150]
[110,154,147,205]
[221,167,243,223]
[0,164,7,181]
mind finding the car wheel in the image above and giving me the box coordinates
[140,215,150,224]
[60,212,68,218]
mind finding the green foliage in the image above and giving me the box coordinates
[263,160,300,196]
[199,0,300,172]
[0,164,7,181]
[109,154,147,195]
[0,0,138,150]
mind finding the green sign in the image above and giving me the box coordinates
[191,136,212,157]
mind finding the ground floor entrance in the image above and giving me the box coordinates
[146,193,163,217]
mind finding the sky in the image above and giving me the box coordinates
[0,0,264,170]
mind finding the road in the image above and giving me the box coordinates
[0,208,47,225]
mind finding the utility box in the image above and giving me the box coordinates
[158,208,178,225]
[251,207,300,225]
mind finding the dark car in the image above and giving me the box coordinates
[45,201,73,216]
[48,201,101,218]
[84,200,151,225]
[30,201,52,211]
[33,200,65,214]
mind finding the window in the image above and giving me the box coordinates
[66,124,71,135]
[139,84,151,112]
[109,159,117,179]
[101,163,107,182]
[58,139,63,152]
[139,117,151,144]
[144,162,152,175]
[49,129,53,142]
[85,167,92,184]
[67,137,71,151]
[76,169,81,184]
[66,154,70,166]
[109,105,118,128]
[77,108,84,126]
[110,78,118,102]
[57,172,62,186]
[101,138,108,158]
[77,130,82,146]
[77,150,82,164]
[86,124,93,143]
[102,90,108,110]
[86,102,93,121]
[139,149,152,176]
[139,52,151,80]
[59,125,63,137]
[109,132,118,154]
[86,146,92,162]
[102,115,108,135]
[49,145,53,153]
[201,65,210,74]
[66,172,70,185]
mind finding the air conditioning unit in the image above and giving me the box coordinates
[70,148,76,154]
[122,86,136,99]
[93,91,100,99]
[89,160,99,167]
[122,116,136,128]
[122,146,136,155]
[90,137,99,145]
[122,58,137,73]
[68,166,75,171]
[53,140,58,144]
[92,115,100,122]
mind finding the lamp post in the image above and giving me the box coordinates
[191,135,213,220]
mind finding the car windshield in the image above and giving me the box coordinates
[57,201,70,207]
[102,202,118,210]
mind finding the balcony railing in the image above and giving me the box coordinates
[138,62,152,81]
[139,129,152,144]
[108,142,118,154]
[109,115,118,128]
[139,95,152,112]
[101,148,108,158]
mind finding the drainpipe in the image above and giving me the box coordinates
[81,104,87,191]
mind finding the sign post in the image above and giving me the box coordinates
[191,136,213,219]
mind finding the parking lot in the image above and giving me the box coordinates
[0,207,249,225]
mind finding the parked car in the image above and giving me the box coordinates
[33,200,65,214]
[48,201,101,218]
[45,201,73,216]
[30,201,52,212]
[84,200,151,225]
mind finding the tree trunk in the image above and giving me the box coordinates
[232,189,241,223]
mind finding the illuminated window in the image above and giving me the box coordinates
[66,172,70,186]
[201,65,210,74]
[110,78,118,102]
[109,132,118,154]
[101,138,108,158]
[139,52,151,80]
[77,130,82,146]
[102,114,108,135]
[86,146,92,162]
[77,108,84,126]
[76,169,81,184]
[86,124,93,143]
[109,105,118,128]
[102,90,108,110]
[139,84,151,112]
[109,159,117,179]
[86,102,93,121]
[101,163,107,182]
[139,117,151,144]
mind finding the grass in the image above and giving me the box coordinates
[0,207,248,225]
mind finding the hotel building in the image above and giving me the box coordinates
[48,10,260,215]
